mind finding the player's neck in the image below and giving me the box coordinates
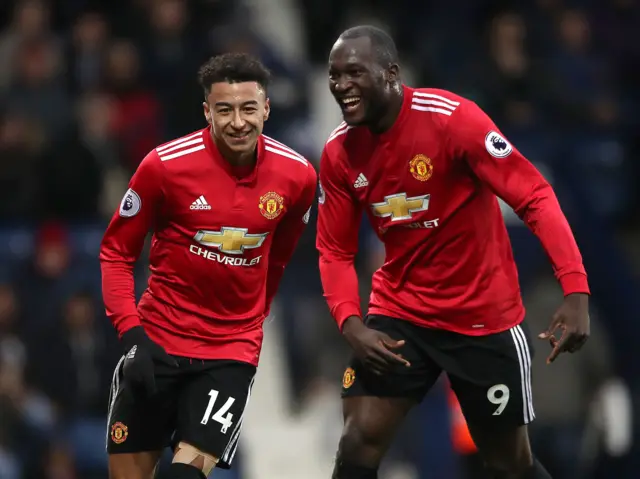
[369,87,404,135]
[222,149,256,168]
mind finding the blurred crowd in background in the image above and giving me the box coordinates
[0,0,638,478]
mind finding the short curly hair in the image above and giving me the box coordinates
[197,53,271,97]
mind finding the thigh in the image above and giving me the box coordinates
[175,360,257,470]
[106,356,179,456]
[438,321,535,432]
[342,315,442,401]
[337,395,417,466]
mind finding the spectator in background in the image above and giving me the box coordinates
[15,223,74,334]
[141,0,205,138]
[549,8,611,126]
[104,39,162,172]
[0,113,43,221]
[0,0,59,92]
[29,290,117,418]
[74,91,129,218]
[28,290,118,475]
[66,9,110,94]
[2,37,72,139]
[40,442,78,479]
[36,106,103,222]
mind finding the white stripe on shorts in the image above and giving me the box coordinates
[105,355,125,449]
[221,375,256,465]
[509,325,535,423]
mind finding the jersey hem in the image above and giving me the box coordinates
[161,348,259,366]
[367,305,526,336]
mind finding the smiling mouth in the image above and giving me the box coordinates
[227,132,251,141]
[340,96,361,113]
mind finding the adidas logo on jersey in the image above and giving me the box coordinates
[190,195,211,210]
[353,173,369,189]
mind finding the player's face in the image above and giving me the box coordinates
[328,37,388,126]
[203,81,270,155]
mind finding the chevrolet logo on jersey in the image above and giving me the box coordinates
[194,227,268,255]
[371,193,430,222]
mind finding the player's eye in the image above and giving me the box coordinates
[217,108,231,115]
[244,107,257,114]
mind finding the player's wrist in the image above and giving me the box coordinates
[341,316,365,337]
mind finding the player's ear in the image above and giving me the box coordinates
[263,98,270,122]
[387,64,399,84]
[203,101,211,124]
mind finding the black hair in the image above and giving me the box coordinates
[197,52,271,97]
[339,25,399,67]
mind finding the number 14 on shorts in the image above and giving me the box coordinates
[201,389,236,433]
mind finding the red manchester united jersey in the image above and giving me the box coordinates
[317,86,589,335]
[101,128,316,364]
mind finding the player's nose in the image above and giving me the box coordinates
[332,76,352,94]
[230,111,246,129]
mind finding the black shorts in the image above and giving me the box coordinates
[342,315,535,431]
[106,355,256,469]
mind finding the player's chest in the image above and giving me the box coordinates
[162,171,289,233]
[347,136,458,216]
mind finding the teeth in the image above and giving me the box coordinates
[342,97,360,105]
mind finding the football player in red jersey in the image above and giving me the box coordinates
[317,26,589,479]
[101,53,316,479]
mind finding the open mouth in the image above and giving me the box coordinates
[340,96,362,113]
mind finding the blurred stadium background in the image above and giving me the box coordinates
[0,0,638,478]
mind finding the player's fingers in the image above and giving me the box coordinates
[365,346,402,372]
[547,334,570,364]
[364,353,392,374]
[538,317,561,339]
[379,333,405,349]
[376,345,411,367]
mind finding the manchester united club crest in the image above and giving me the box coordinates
[110,422,128,444]
[409,154,433,182]
[342,367,356,389]
[259,191,285,219]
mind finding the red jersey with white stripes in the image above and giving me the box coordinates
[317,85,589,335]
[101,127,316,364]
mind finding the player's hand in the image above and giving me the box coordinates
[342,317,411,375]
[121,326,178,396]
[538,293,590,364]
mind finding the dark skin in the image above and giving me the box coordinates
[328,35,590,478]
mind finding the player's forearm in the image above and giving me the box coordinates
[100,259,142,336]
[319,255,362,330]
[519,185,590,295]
